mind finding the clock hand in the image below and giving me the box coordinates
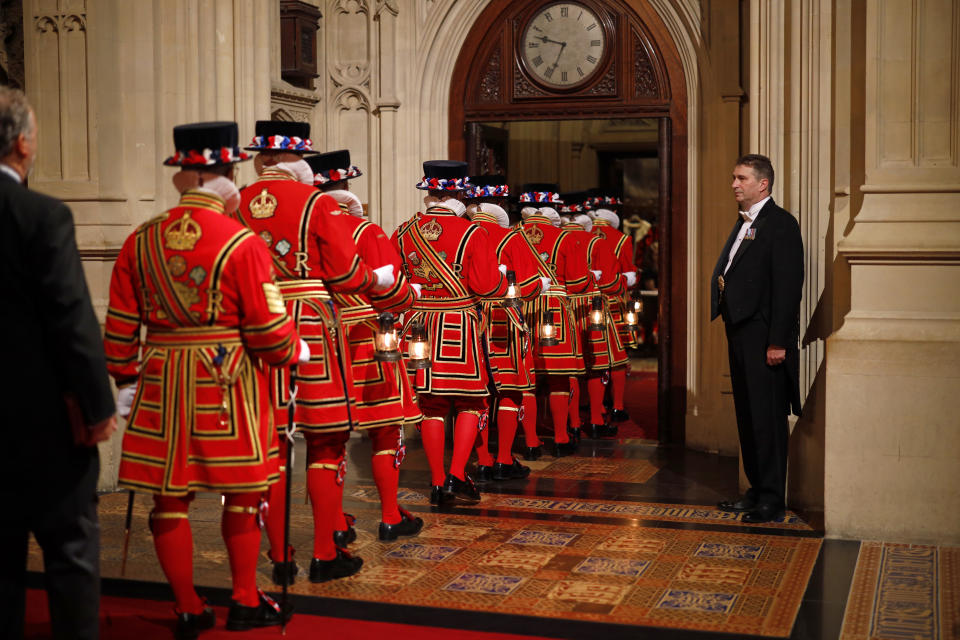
[535,34,567,47]
[553,42,567,66]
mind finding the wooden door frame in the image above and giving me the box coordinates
[448,0,687,444]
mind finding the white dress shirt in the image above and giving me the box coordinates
[724,196,770,274]
[0,163,22,183]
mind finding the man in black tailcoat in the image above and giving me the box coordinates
[711,154,803,524]
[0,86,117,639]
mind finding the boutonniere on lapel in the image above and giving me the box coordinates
[744,228,757,240]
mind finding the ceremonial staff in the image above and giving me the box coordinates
[281,363,298,635]
[120,490,135,576]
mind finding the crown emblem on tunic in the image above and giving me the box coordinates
[250,188,278,219]
[525,225,543,245]
[164,210,202,251]
[421,219,443,241]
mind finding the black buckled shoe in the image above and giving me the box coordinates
[378,507,424,541]
[493,458,531,481]
[309,548,363,583]
[429,485,443,505]
[609,408,630,422]
[174,605,215,640]
[474,465,494,483]
[522,445,542,461]
[333,526,356,547]
[225,591,292,631]
[441,473,481,503]
[742,503,785,524]
[270,559,299,586]
[717,496,756,513]
[553,440,578,457]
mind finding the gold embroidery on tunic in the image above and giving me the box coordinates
[421,219,443,241]
[262,282,286,314]
[172,281,201,308]
[525,225,543,244]
[164,211,202,251]
[249,189,278,219]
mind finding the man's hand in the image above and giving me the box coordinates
[85,415,118,445]
[117,385,137,418]
[766,345,786,366]
[373,264,395,292]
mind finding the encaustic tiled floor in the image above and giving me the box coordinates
[26,385,958,639]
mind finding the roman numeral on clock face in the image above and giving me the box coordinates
[532,55,544,67]
[586,54,597,64]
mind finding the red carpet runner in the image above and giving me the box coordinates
[24,589,546,640]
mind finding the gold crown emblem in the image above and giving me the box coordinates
[421,219,443,241]
[250,188,278,219]
[525,225,543,245]
[164,210,202,251]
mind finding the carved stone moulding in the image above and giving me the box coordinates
[271,83,321,123]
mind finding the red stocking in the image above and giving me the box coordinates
[520,392,541,447]
[306,434,346,561]
[588,376,606,424]
[419,418,446,487]
[568,377,581,431]
[548,376,569,443]
[475,421,495,467]
[496,393,521,464]
[611,368,627,411]
[264,438,290,563]
[449,411,479,480]
[222,493,263,607]
[151,495,203,615]
[370,426,402,525]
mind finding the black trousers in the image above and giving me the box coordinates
[1,451,101,640]
[725,316,790,507]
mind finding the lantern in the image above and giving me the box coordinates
[630,289,643,315]
[539,311,559,346]
[588,296,605,331]
[406,319,431,369]
[373,312,401,362]
[502,270,521,308]
[624,290,640,330]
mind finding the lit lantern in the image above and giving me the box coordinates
[539,311,559,346]
[630,289,643,315]
[503,270,521,308]
[407,319,431,369]
[588,296,606,331]
[373,312,401,362]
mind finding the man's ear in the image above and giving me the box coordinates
[14,132,29,158]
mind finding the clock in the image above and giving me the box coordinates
[519,2,609,90]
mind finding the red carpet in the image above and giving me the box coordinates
[24,589,548,640]
[615,370,657,440]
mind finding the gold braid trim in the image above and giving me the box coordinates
[373,449,397,457]
[224,505,259,515]
[150,512,189,520]
[308,463,340,471]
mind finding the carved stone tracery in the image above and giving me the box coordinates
[0,0,25,88]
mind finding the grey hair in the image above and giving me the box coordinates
[0,86,34,158]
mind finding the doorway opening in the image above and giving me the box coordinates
[468,117,663,438]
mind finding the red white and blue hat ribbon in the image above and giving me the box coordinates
[247,135,315,152]
[466,184,509,198]
[416,176,470,191]
[519,191,562,204]
[314,166,362,185]
[164,146,250,166]
[591,195,623,206]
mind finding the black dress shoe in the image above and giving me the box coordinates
[225,591,292,631]
[553,440,578,457]
[493,458,531,480]
[567,426,582,444]
[270,559,299,586]
[174,605,215,640]
[332,525,356,547]
[522,445,542,461]
[309,548,363,583]
[441,473,481,503]
[601,423,618,437]
[429,485,443,505]
[583,423,608,439]
[474,465,494,483]
[609,408,630,422]
[742,504,784,524]
[717,496,756,512]
[379,507,424,541]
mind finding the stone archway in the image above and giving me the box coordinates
[441,0,696,441]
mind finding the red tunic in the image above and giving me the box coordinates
[473,214,541,391]
[104,190,299,496]
[392,205,508,396]
[516,215,590,375]
[591,219,639,353]
[234,168,378,432]
[331,214,421,429]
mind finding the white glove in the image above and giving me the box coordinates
[373,264,395,290]
[539,276,552,292]
[623,271,637,288]
[297,338,311,363]
[117,385,137,419]
[591,269,602,281]
[411,283,423,298]
[498,264,508,276]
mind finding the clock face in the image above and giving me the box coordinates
[520,2,607,90]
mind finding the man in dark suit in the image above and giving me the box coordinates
[0,86,116,639]
[711,154,803,524]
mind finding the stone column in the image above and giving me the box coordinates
[824,0,960,543]
[373,0,401,230]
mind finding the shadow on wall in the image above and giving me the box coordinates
[788,359,825,525]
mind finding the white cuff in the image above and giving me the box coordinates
[591,270,602,281]
[373,264,395,290]
[297,338,311,363]
[117,385,137,418]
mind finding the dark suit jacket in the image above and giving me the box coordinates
[0,170,115,485]
[710,198,803,415]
